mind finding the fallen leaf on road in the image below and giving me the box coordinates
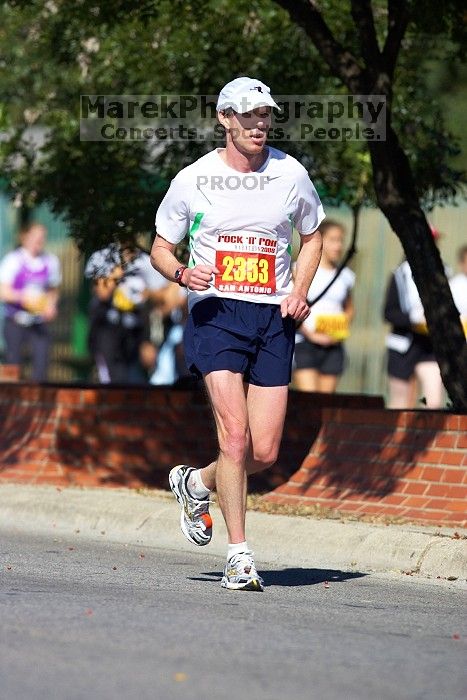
[139,554,145,559]
[68,547,74,551]
[452,634,460,640]
[6,566,11,571]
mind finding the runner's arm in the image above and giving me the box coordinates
[281,230,322,321]
[150,234,218,291]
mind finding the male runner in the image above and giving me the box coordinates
[151,77,324,591]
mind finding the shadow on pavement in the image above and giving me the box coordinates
[188,568,367,587]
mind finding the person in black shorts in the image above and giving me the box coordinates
[293,220,355,393]
[383,228,444,408]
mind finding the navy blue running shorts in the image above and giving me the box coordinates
[184,297,296,387]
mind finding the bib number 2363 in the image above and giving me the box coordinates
[215,251,276,295]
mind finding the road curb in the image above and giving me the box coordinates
[0,484,465,580]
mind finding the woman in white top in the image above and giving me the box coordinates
[293,220,355,393]
[383,228,446,409]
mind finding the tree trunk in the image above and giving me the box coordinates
[368,126,467,411]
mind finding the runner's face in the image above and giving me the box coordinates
[322,226,344,265]
[223,107,271,155]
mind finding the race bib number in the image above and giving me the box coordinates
[315,313,350,340]
[214,232,277,296]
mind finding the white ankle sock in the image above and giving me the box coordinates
[187,469,210,499]
[227,541,249,560]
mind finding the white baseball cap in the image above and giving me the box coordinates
[216,76,281,113]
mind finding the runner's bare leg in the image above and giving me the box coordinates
[201,381,288,475]
[201,375,289,542]
[203,370,250,544]
[244,384,289,474]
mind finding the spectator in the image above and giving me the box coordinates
[293,220,355,393]
[84,241,167,384]
[383,228,445,409]
[450,244,467,337]
[149,282,189,385]
[0,222,61,381]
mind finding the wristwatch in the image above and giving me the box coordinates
[174,265,187,287]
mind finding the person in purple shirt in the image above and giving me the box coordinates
[0,222,61,381]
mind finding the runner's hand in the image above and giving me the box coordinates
[184,265,220,291]
[280,294,310,322]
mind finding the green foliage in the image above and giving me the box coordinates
[0,0,465,250]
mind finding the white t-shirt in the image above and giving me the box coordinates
[450,273,467,317]
[155,147,325,310]
[298,265,355,338]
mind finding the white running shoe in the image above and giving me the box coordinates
[221,551,264,591]
[169,465,212,546]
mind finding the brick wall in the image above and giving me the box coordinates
[265,408,467,526]
[0,382,465,526]
[0,383,379,489]
[0,365,20,382]
[0,384,217,488]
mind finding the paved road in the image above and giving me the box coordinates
[1,530,465,700]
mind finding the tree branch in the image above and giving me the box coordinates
[350,0,381,71]
[272,0,368,93]
[382,0,411,77]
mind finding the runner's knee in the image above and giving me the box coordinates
[218,426,249,464]
[251,444,279,471]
